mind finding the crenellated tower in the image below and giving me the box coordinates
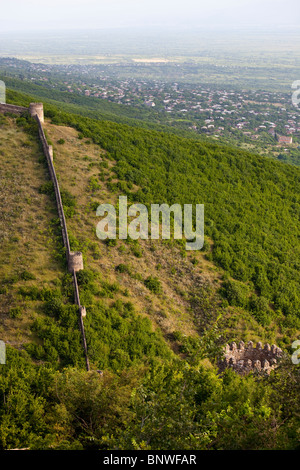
[218,341,283,375]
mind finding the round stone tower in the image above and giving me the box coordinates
[29,102,44,123]
[68,251,84,273]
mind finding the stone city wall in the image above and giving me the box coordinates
[0,102,90,371]
[0,103,27,115]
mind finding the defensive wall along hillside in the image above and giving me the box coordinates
[0,101,285,376]
[0,102,90,371]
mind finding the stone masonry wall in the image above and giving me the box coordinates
[0,103,90,371]
[34,112,90,371]
[0,103,27,115]
[218,341,283,375]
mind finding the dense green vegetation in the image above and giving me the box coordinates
[0,347,299,450]
[31,101,300,339]
[1,90,300,450]
[21,272,171,372]
[0,112,174,370]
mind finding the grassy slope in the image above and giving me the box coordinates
[0,112,275,369]
[43,120,277,348]
[0,115,66,347]
[2,85,300,366]
[0,116,178,370]
[44,122,205,340]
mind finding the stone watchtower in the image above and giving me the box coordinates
[29,102,44,123]
[218,341,283,375]
[68,251,84,273]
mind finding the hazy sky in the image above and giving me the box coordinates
[0,0,299,32]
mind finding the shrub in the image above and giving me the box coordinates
[105,238,117,247]
[249,295,272,326]
[101,281,120,298]
[39,287,61,301]
[44,298,64,318]
[18,285,40,300]
[19,270,36,281]
[116,264,131,274]
[61,189,76,218]
[131,245,143,258]
[144,276,162,294]
[88,176,101,192]
[201,239,210,252]
[9,306,22,319]
[221,279,250,309]
[76,269,97,287]
[39,181,54,197]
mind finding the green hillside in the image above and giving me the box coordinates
[3,78,182,133]
[0,92,299,450]
[44,99,300,336]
